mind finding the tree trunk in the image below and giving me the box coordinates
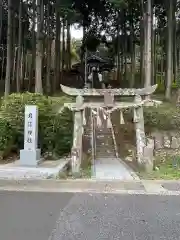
[130,17,135,88]
[140,19,144,86]
[16,0,22,92]
[10,8,16,87]
[151,5,155,85]
[144,0,152,89]
[165,0,173,100]
[117,11,121,83]
[46,0,52,94]
[54,9,60,92]
[62,18,65,71]
[154,28,157,84]
[176,45,180,105]
[29,0,36,91]
[0,0,2,43]
[35,0,43,93]
[173,4,177,83]
[1,47,4,81]
[66,20,71,70]
[5,0,13,96]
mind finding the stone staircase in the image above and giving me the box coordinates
[94,108,116,159]
[82,109,135,180]
[95,126,116,158]
[82,109,116,159]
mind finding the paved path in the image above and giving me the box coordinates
[1,179,180,195]
[93,109,137,180]
[0,159,70,180]
[1,190,180,239]
[93,157,135,180]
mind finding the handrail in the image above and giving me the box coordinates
[110,120,119,158]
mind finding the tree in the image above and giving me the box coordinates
[144,0,152,90]
[35,0,43,93]
[165,0,174,100]
[16,0,22,92]
[5,0,13,96]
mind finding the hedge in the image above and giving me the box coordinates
[119,102,180,133]
[0,118,16,158]
[0,92,73,159]
[143,103,180,131]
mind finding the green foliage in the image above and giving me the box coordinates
[83,33,101,52]
[109,0,128,9]
[1,92,53,133]
[41,108,73,156]
[144,103,180,131]
[0,118,16,158]
[156,75,178,93]
[139,155,180,180]
[0,93,73,158]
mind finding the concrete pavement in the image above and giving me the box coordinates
[93,157,136,180]
[1,179,180,195]
[1,191,180,239]
[0,191,74,240]
[50,193,180,240]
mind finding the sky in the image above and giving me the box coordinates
[71,25,83,39]
[70,15,158,39]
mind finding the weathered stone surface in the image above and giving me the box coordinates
[134,95,146,166]
[171,137,180,149]
[60,84,157,96]
[154,135,163,149]
[143,99,162,107]
[163,136,171,148]
[75,95,84,108]
[146,138,155,148]
[104,91,114,106]
[125,156,133,162]
[143,158,154,172]
[155,149,180,158]
[143,144,154,172]
[144,146,154,159]
[71,109,83,173]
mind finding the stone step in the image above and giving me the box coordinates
[96,141,115,146]
[96,151,115,158]
[96,146,115,151]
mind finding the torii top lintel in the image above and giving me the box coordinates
[60,84,157,97]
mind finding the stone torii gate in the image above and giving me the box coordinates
[60,84,158,174]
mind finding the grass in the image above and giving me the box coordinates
[58,166,91,179]
[138,156,180,180]
[80,165,92,178]
[58,153,92,179]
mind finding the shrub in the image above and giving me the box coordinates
[121,102,180,133]
[0,92,73,157]
[0,118,16,158]
[40,107,73,156]
[156,75,178,93]
[144,103,180,131]
[1,92,53,132]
